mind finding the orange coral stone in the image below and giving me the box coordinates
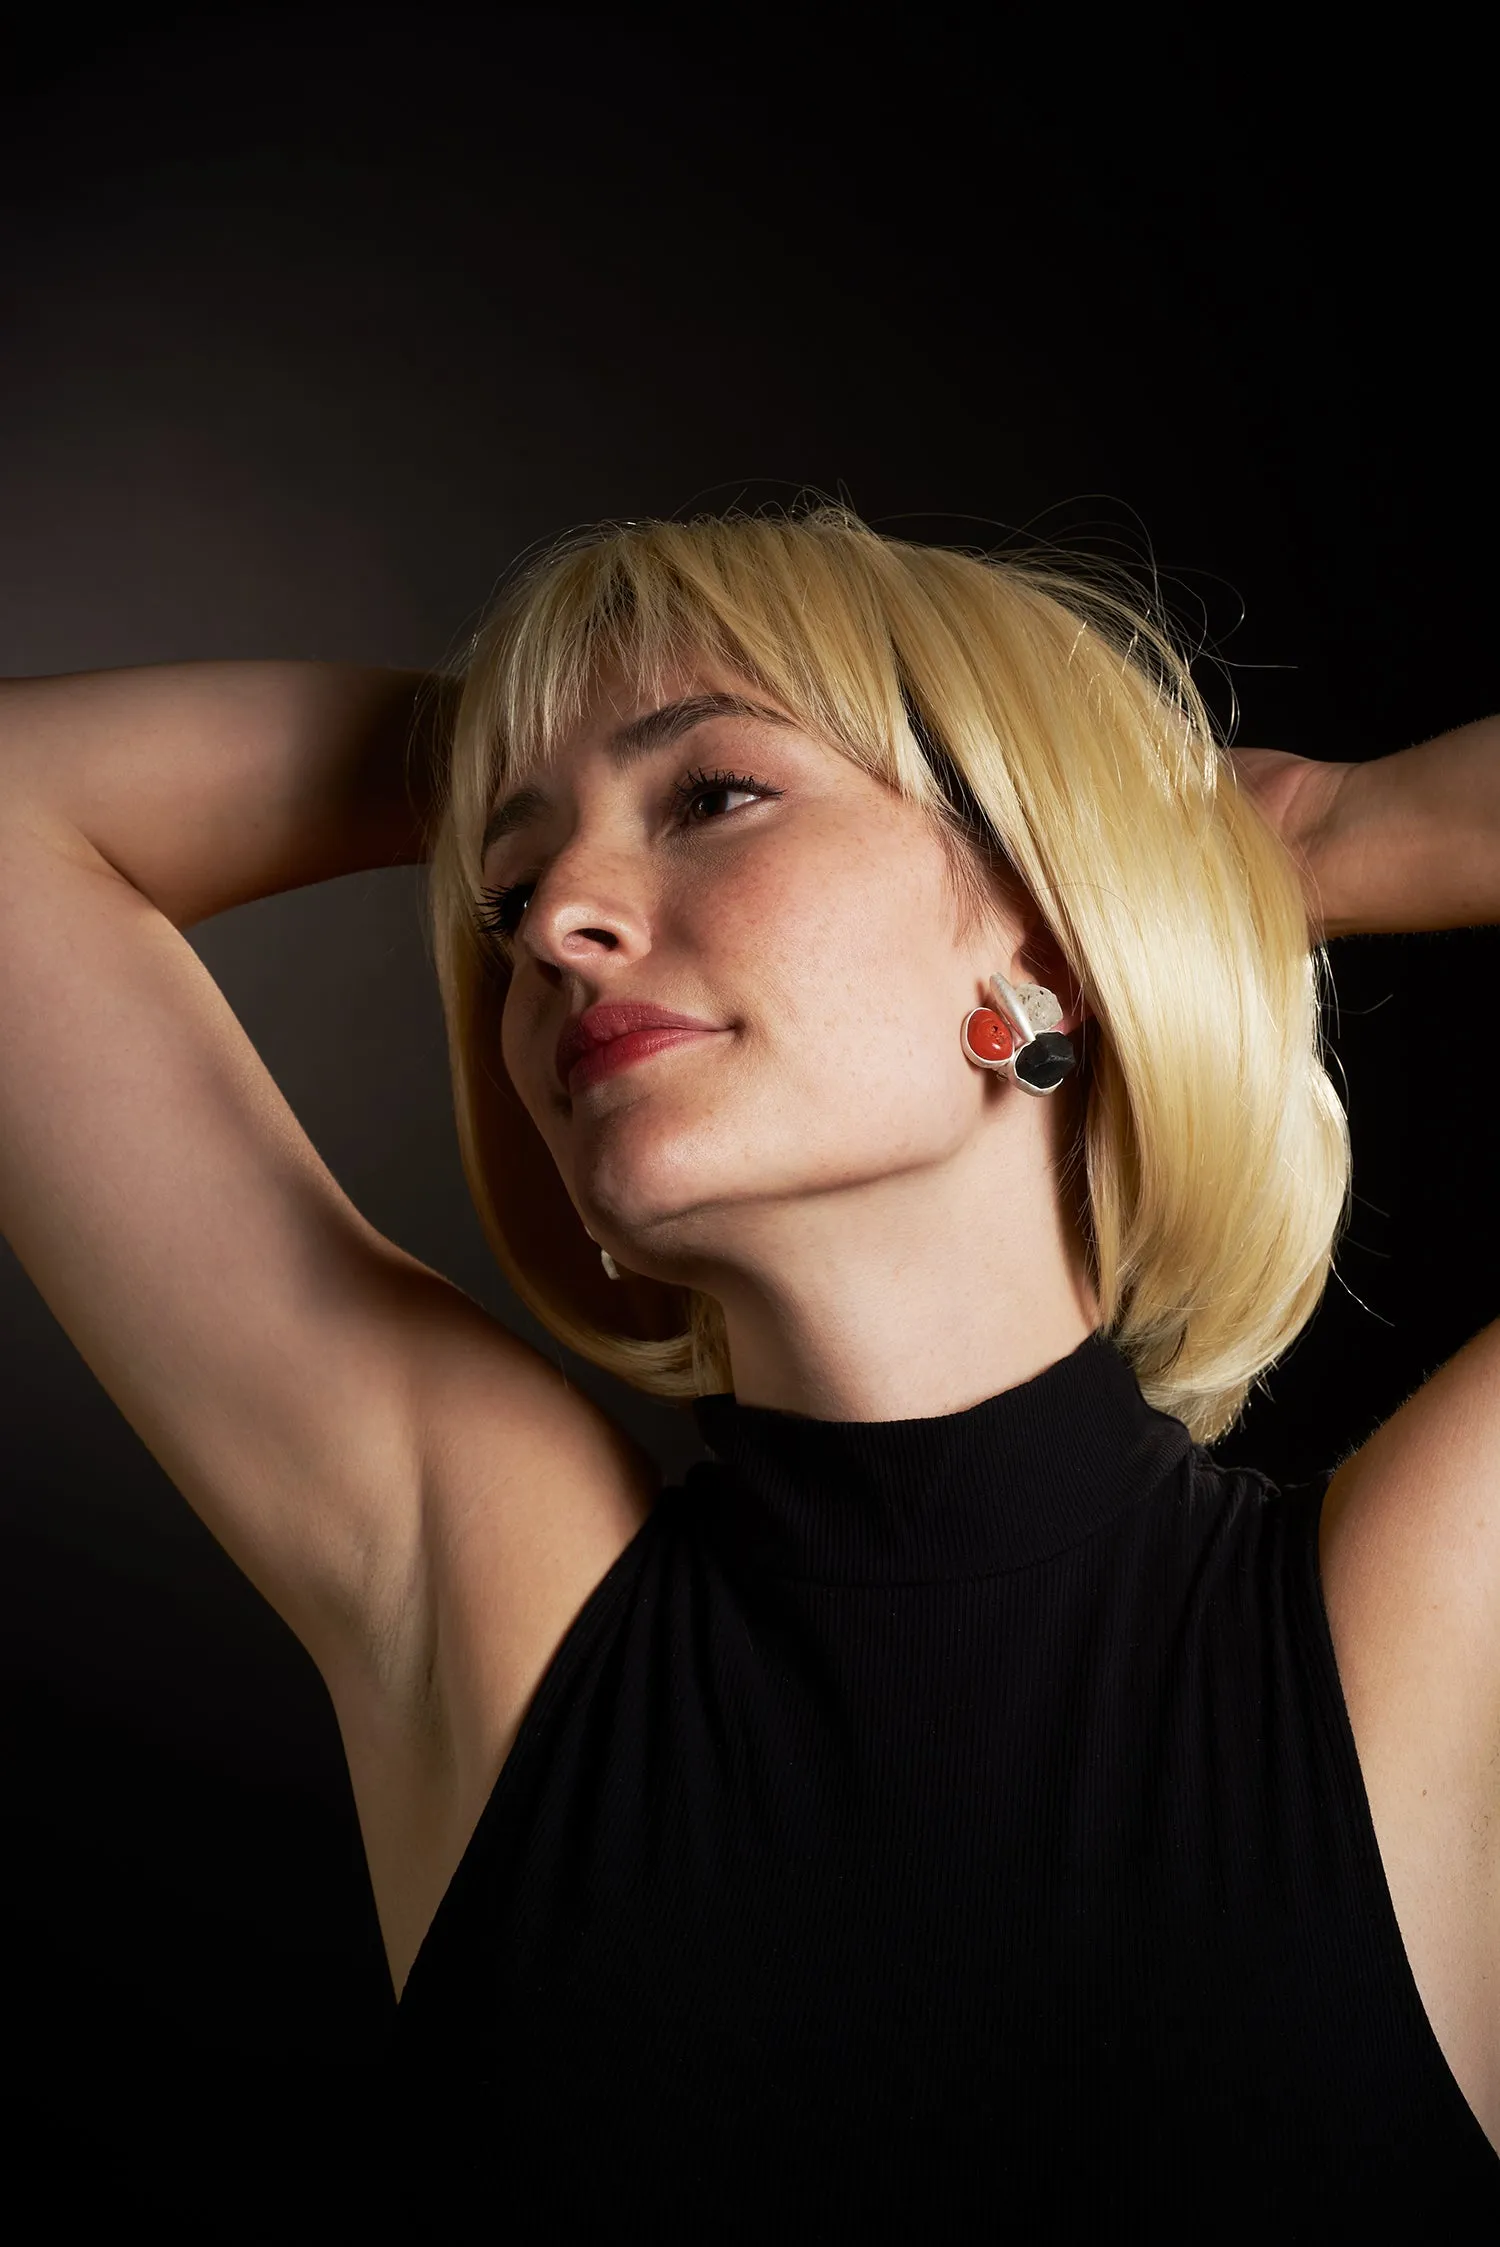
[963,1008,1014,1064]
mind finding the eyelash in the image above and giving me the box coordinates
[474,766,782,946]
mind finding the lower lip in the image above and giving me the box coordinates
[567,1026,719,1092]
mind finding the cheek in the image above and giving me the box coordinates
[703,830,964,1122]
[500,980,563,1144]
[499,987,527,1101]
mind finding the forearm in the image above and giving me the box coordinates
[0,661,454,928]
[1308,714,1500,940]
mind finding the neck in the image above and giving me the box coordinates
[707,1094,1100,1422]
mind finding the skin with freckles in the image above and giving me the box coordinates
[487,658,1100,1423]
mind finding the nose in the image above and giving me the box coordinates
[513,843,652,977]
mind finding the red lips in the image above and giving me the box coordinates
[555,1002,723,1090]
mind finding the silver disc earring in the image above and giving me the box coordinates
[960,969,1078,1096]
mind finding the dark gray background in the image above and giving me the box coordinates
[1,11,1493,2212]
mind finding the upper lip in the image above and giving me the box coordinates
[555,1002,722,1088]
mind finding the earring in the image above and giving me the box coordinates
[582,1225,622,1281]
[961,969,1078,1096]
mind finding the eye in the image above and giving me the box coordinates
[475,881,533,944]
[473,765,782,951]
[669,765,782,823]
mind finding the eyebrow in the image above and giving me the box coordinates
[481,692,791,860]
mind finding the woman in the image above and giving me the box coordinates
[1,506,1495,2230]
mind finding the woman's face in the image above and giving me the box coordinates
[488,655,1074,1293]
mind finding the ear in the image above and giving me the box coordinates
[1012,918,1090,1033]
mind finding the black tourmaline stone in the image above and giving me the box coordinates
[1013,1031,1077,1091]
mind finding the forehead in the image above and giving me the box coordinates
[572,651,792,749]
[480,668,801,861]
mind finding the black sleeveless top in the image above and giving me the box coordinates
[393,1331,1500,2235]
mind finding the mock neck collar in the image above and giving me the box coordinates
[688,1330,1192,1584]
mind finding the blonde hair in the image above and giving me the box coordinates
[424,504,1350,1444]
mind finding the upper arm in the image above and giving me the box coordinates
[0,802,651,1690]
[1319,1318,1500,1929]
[1320,1318,1500,1688]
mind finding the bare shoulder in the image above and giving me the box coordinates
[1317,1318,1500,2139]
[320,1273,661,1995]
[1318,1317,1500,1762]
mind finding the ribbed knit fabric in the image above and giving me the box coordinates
[393,1330,1500,2237]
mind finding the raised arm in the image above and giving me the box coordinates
[1233,713,1500,2091]
[1229,711,1500,942]
[0,660,446,926]
[0,661,458,1660]
[0,660,660,1991]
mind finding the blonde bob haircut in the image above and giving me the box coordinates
[425,504,1350,1445]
